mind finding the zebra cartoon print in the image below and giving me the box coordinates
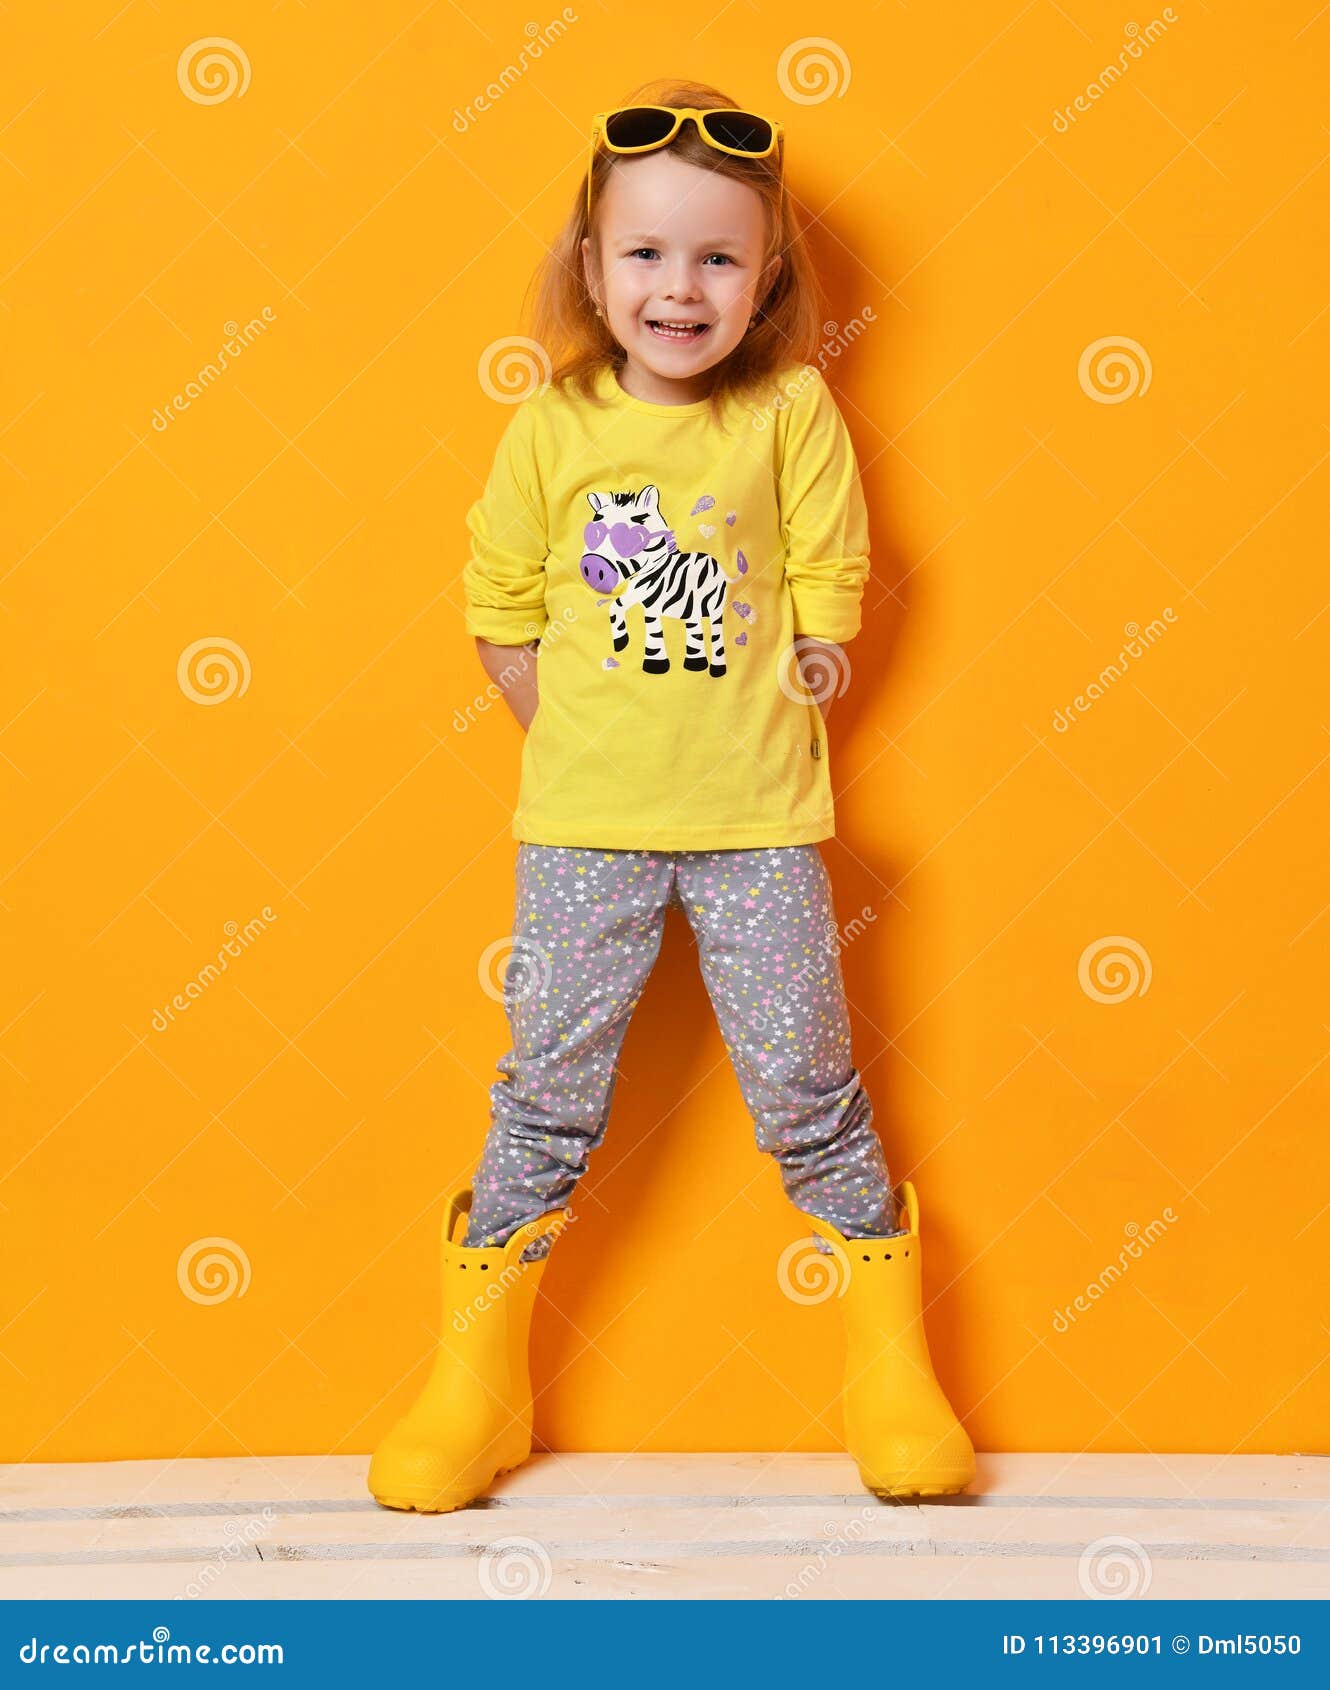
[578,486,747,676]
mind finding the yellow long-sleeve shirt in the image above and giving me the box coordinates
[462,361,871,850]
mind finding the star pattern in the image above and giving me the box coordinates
[466,845,905,1260]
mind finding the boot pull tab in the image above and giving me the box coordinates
[898,1182,920,1236]
[445,1189,474,1247]
[505,1206,570,1263]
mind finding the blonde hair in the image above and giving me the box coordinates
[525,77,828,427]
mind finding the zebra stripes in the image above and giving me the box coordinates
[581,486,741,677]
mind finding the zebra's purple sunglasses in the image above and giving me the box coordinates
[583,519,676,558]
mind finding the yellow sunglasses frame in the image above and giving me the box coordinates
[585,105,784,222]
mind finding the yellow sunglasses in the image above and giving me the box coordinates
[585,105,784,221]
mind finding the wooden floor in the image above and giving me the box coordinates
[1,1453,1327,1599]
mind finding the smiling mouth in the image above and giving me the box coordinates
[646,320,710,341]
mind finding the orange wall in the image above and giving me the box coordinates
[4,1,1327,1464]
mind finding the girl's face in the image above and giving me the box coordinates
[582,149,780,394]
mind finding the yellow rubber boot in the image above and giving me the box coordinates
[368,1188,567,1513]
[799,1181,976,1499]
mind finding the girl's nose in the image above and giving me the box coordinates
[661,268,702,301]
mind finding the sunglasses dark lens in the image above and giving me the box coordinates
[604,107,678,149]
[701,110,774,153]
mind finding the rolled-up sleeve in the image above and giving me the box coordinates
[462,403,549,644]
[777,369,871,644]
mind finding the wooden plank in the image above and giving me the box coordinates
[2,1454,1326,1604]
[2,1452,1327,1514]
[0,1554,1325,1601]
[3,1502,1329,1568]
[3,1500,1330,1555]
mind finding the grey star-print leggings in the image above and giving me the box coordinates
[464,843,907,1260]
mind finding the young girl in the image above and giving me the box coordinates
[369,79,974,1515]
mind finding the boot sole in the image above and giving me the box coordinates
[374,1471,971,1510]
[869,1480,970,1499]
[862,1465,975,1500]
[370,1461,524,1515]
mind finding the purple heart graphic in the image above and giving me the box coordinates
[690,494,715,515]
[735,631,748,646]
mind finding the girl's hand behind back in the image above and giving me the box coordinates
[475,636,540,732]
[794,636,846,722]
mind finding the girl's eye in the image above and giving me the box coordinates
[625,249,733,264]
